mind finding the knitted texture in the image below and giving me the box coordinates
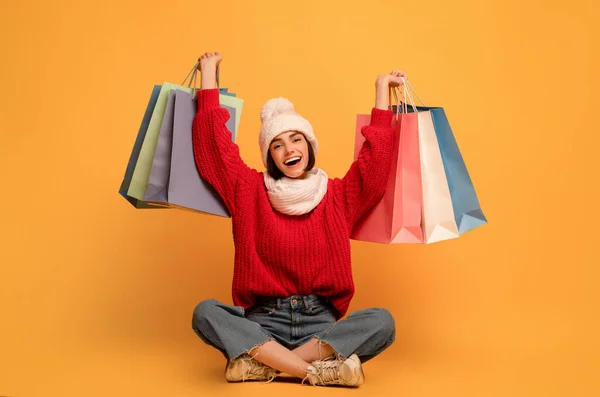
[192,89,393,319]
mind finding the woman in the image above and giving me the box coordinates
[191,51,405,387]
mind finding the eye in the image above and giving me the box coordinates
[273,144,282,150]
[293,138,302,143]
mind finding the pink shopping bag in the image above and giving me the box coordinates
[350,112,424,244]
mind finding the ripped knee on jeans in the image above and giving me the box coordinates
[239,338,273,361]
[313,337,338,361]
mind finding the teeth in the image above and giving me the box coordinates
[284,157,301,165]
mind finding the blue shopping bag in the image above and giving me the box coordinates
[428,107,487,233]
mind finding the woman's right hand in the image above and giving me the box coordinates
[198,52,223,72]
[197,52,222,90]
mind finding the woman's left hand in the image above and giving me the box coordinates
[375,70,407,110]
[376,70,407,89]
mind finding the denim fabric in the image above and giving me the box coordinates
[192,295,395,363]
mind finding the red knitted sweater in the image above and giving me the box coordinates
[192,88,393,319]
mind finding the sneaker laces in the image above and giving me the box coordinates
[302,355,342,386]
[238,354,277,384]
[301,367,322,386]
[314,357,343,383]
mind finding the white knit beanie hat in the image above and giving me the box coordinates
[259,97,318,167]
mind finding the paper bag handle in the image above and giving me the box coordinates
[181,61,221,98]
[404,79,425,107]
[390,78,417,120]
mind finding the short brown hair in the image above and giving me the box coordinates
[266,134,315,180]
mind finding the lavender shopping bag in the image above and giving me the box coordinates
[144,89,236,206]
[166,89,239,217]
[143,90,177,205]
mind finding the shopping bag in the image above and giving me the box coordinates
[121,84,233,207]
[142,66,242,209]
[119,85,165,209]
[427,107,487,234]
[220,94,243,133]
[166,89,240,216]
[121,60,242,210]
[144,94,238,210]
[127,82,192,201]
[350,112,424,244]
[351,79,486,245]
[143,90,177,205]
[143,87,238,207]
[403,80,486,235]
[417,110,460,243]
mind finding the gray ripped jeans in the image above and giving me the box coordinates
[192,294,395,363]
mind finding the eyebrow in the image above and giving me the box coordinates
[270,132,303,145]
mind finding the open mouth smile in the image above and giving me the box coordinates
[284,156,302,167]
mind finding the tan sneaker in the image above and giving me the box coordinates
[224,354,278,383]
[304,353,365,387]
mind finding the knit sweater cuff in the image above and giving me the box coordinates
[197,88,221,112]
[370,107,393,128]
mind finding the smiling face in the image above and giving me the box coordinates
[268,131,310,179]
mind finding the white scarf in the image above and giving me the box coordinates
[263,168,329,216]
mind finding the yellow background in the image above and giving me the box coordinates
[1,0,598,396]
